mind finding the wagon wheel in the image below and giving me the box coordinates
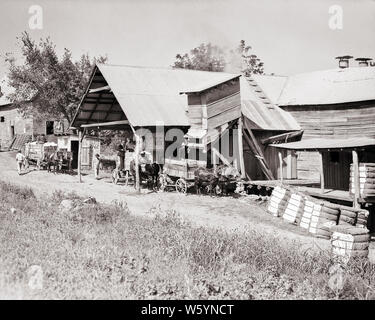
[176,178,187,194]
[158,173,168,192]
[112,169,119,185]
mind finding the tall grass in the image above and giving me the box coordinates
[0,180,375,299]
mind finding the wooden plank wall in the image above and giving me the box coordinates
[282,101,375,139]
[186,79,241,131]
[243,130,298,180]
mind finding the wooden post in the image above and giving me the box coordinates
[319,151,324,194]
[237,117,246,179]
[78,129,82,183]
[286,150,292,179]
[352,150,360,209]
[130,125,140,192]
[278,152,283,184]
[135,134,140,192]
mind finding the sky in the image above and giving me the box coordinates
[0,0,374,76]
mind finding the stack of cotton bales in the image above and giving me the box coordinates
[356,209,369,228]
[267,186,291,217]
[338,206,357,226]
[282,193,304,224]
[308,201,340,239]
[350,163,375,200]
[331,225,370,263]
[299,198,315,230]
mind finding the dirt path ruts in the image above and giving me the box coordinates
[0,151,330,252]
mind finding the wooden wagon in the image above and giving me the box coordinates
[24,142,58,170]
[158,158,206,193]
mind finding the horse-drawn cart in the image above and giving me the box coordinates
[24,142,58,170]
[158,158,206,193]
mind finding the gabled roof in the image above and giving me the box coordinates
[72,63,300,132]
[240,76,300,131]
[85,64,241,127]
[277,67,375,106]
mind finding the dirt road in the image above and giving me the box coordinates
[0,151,330,251]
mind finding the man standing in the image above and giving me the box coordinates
[16,150,25,175]
[93,153,101,179]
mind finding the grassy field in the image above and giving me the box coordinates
[1,181,375,299]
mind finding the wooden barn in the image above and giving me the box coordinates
[239,75,302,181]
[268,65,375,206]
[70,64,248,186]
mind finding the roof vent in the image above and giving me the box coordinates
[355,57,372,67]
[335,55,353,68]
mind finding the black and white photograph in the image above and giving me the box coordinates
[0,0,375,306]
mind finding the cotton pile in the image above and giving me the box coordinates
[308,201,340,239]
[282,193,304,224]
[350,163,375,199]
[267,186,290,217]
[331,225,370,263]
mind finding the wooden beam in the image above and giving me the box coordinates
[242,129,272,180]
[212,147,232,167]
[243,119,275,180]
[78,129,85,183]
[237,117,246,179]
[81,120,129,128]
[278,152,283,184]
[88,85,111,93]
[352,150,360,209]
[286,150,292,179]
[319,151,324,194]
[261,130,304,145]
[130,125,140,192]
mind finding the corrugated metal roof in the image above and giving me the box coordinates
[180,74,241,93]
[251,74,287,105]
[96,64,241,127]
[0,76,13,106]
[270,137,375,150]
[240,77,300,131]
[278,67,375,106]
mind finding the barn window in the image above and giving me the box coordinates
[0,116,4,122]
[329,151,340,163]
[46,121,54,135]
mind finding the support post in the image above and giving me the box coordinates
[278,152,283,184]
[237,117,246,179]
[352,150,360,209]
[319,151,324,194]
[130,125,140,192]
[78,129,83,183]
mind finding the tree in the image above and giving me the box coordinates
[231,40,264,76]
[173,43,226,72]
[4,32,107,124]
[173,40,264,75]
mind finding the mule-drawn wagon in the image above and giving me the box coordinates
[24,141,58,170]
[158,159,212,193]
[158,158,206,194]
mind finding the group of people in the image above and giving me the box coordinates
[116,137,136,171]
[15,136,139,178]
